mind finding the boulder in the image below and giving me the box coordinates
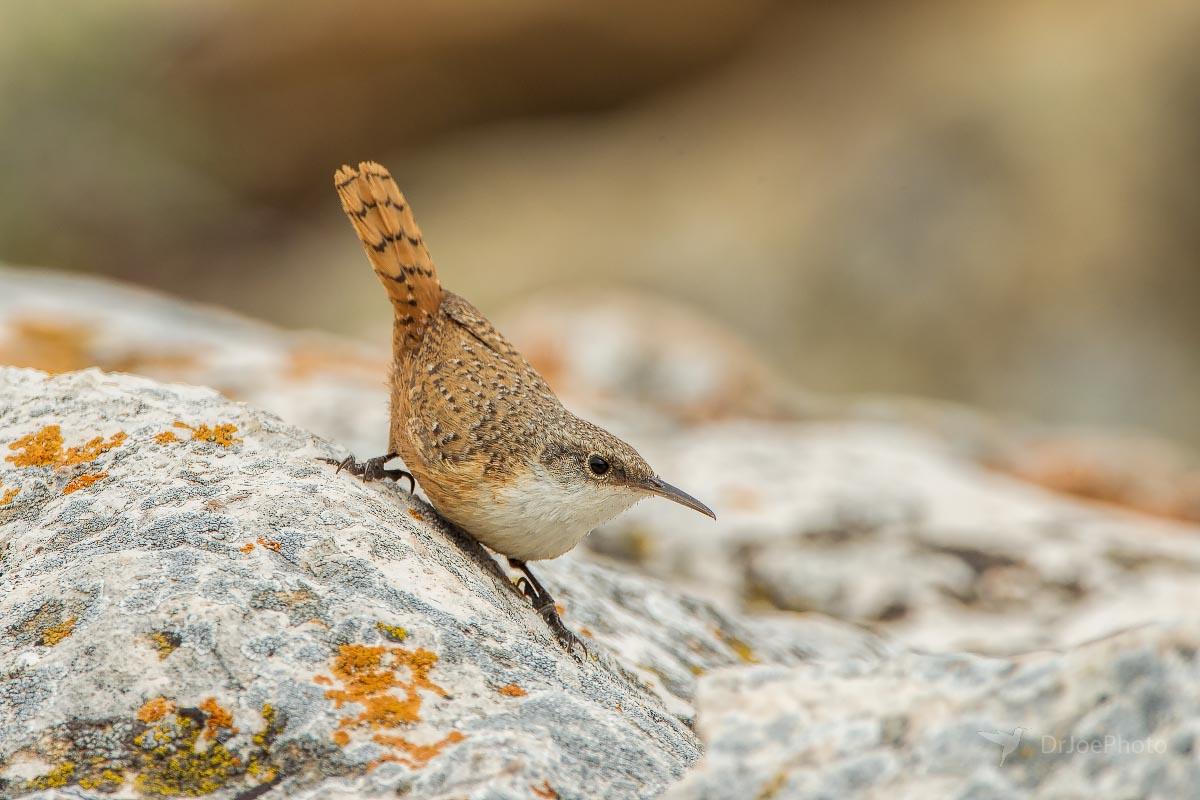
[0,367,880,799]
[667,622,1200,799]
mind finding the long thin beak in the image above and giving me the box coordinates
[637,476,717,520]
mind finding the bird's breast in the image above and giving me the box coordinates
[433,464,643,562]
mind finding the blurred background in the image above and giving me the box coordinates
[2,0,1199,446]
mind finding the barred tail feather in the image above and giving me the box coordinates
[334,161,443,356]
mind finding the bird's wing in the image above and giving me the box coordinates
[978,732,1008,746]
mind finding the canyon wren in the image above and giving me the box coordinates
[321,162,715,651]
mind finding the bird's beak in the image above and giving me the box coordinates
[637,476,717,520]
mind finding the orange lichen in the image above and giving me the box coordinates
[7,425,126,491]
[318,643,462,767]
[0,486,18,505]
[174,421,241,447]
[138,697,176,723]
[256,537,281,553]
[285,345,383,382]
[42,616,77,646]
[200,697,238,740]
[531,780,560,799]
[370,731,465,770]
[407,508,424,521]
[498,683,527,697]
[6,424,65,467]
[0,318,93,373]
[239,542,255,554]
[63,471,108,494]
[64,431,127,465]
[154,431,179,444]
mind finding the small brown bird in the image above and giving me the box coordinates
[322,162,715,650]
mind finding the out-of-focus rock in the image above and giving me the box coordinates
[988,432,1200,525]
[608,420,1200,655]
[0,265,391,457]
[498,289,815,427]
[667,622,1200,799]
[0,367,882,799]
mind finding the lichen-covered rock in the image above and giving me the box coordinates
[0,265,391,457]
[667,622,1200,799]
[0,367,880,799]
[6,265,1200,662]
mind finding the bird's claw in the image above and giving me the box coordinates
[513,566,588,659]
[317,453,415,494]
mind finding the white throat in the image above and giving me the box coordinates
[452,464,643,562]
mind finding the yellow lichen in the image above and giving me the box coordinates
[239,542,255,554]
[154,430,179,444]
[149,631,181,660]
[175,421,241,448]
[317,642,463,767]
[133,714,240,797]
[255,537,281,553]
[376,622,408,642]
[41,616,77,646]
[251,704,277,747]
[24,760,75,790]
[78,769,125,790]
[715,628,759,664]
[498,683,527,697]
[0,486,18,505]
[138,697,176,723]
[200,697,238,740]
[63,471,108,494]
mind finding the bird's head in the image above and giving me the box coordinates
[537,416,716,528]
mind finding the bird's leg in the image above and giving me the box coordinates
[507,557,588,658]
[318,452,415,493]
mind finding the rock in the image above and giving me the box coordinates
[5,265,1200,661]
[667,622,1200,799]
[605,421,1200,655]
[496,290,815,427]
[0,265,391,456]
[0,367,881,799]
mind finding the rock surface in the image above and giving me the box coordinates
[5,265,1200,660]
[667,622,1200,800]
[4,268,1200,798]
[0,367,879,799]
[605,421,1200,656]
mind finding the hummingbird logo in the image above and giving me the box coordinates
[977,726,1024,765]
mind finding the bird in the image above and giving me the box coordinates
[977,727,1024,765]
[320,161,715,652]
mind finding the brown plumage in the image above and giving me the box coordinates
[328,161,715,651]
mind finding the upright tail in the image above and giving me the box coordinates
[334,162,443,355]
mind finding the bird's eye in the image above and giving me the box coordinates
[587,454,610,476]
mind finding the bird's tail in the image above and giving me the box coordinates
[334,161,443,357]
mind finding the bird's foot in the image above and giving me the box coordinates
[510,558,588,659]
[318,452,415,493]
